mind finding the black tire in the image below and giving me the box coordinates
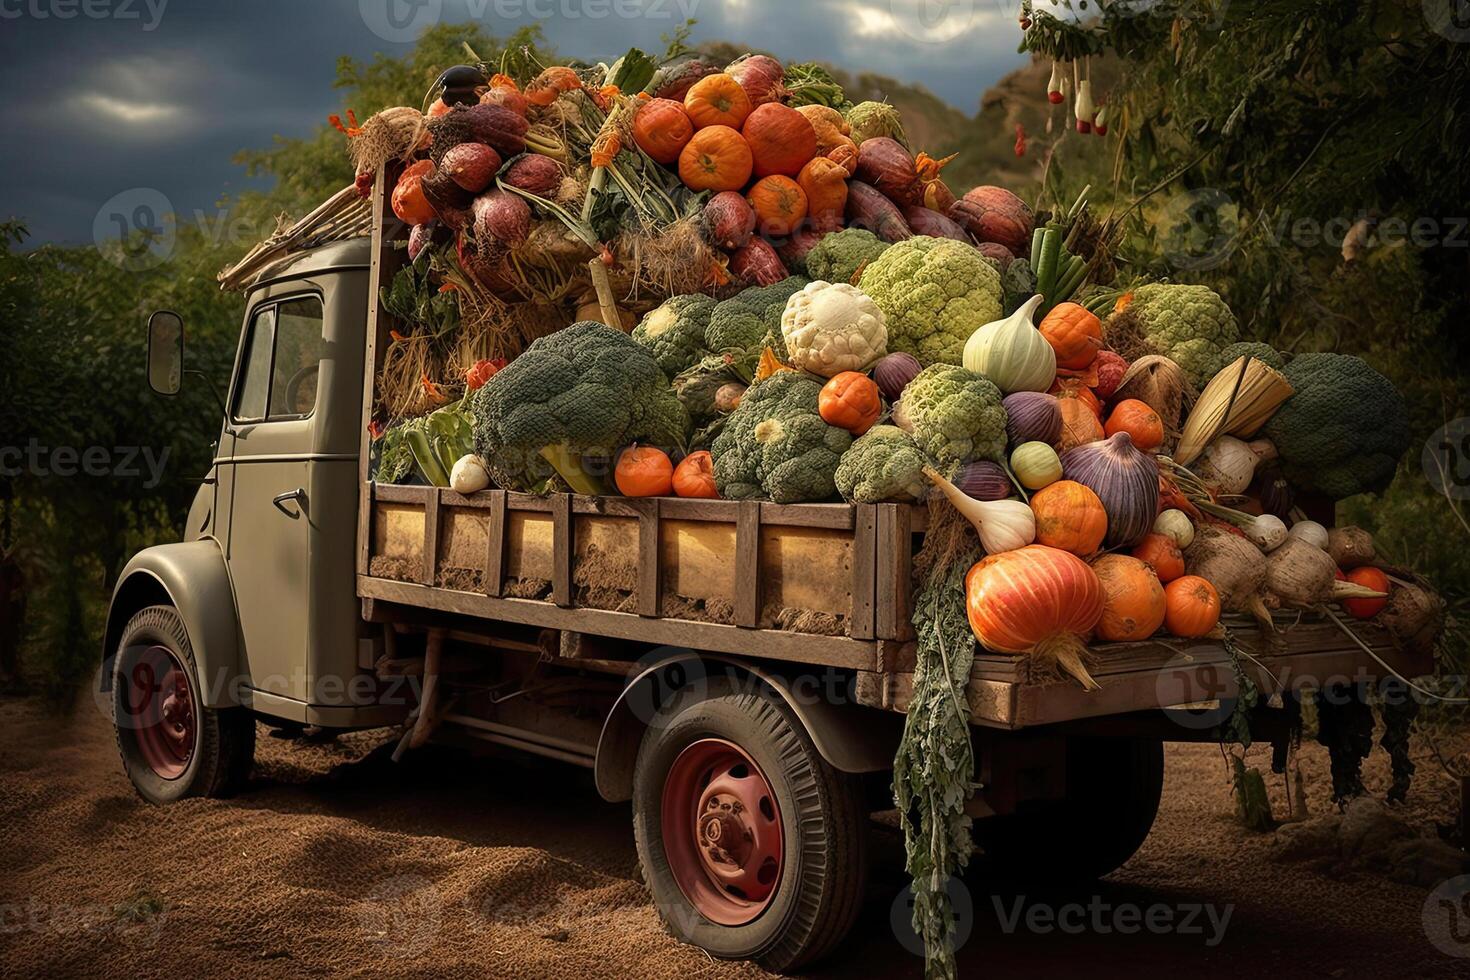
[632,678,867,973]
[111,605,255,804]
[973,736,1163,884]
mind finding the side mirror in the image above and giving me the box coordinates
[147,310,184,395]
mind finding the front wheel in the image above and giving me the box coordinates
[111,605,255,804]
[632,679,867,973]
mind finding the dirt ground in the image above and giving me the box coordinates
[3,695,1470,979]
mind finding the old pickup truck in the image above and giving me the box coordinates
[104,175,1432,971]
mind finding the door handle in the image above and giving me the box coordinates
[272,487,305,518]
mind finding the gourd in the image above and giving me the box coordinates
[781,281,888,378]
[1038,302,1103,370]
[962,295,1056,395]
[1131,532,1185,583]
[524,66,581,106]
[632,98,694,164]
[678,126,753,192]
[965,545,1104,690]
[1056,398,1103,452]
[1104,399,1165,452]
[925,467,1035,555]
[391,160,438,225]
[1091,554,1167,641]
[1152,509,1196,550]
[615,445,674,497]
[1163,575,1221,638]
[742,103,817,178]
[1287,519,1329,551]
[449,454,491,493]
[672,451,719,499]
[1030,479,1107,556]
[1060,432,1160,548]
[683,73,752,129]
[797,157,849,232]
[746,175,808,237]
[796,104,851,155]
[818,372,883,435]
[1003,391,1062,446]
[1011,441,1061,490]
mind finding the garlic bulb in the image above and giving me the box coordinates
[1286,519,1329,551]
[1196,435,1262,495]
[961,295,1056,395]
[924,466,1036,554]
[450,454,491,493]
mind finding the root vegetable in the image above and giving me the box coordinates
[1326,526,1376,569]
[1184,525,1271,625]
[1265,537,1389,608]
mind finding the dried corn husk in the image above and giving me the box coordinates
[1174,356,1293,465]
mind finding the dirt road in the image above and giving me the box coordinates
[2,695,1468,978]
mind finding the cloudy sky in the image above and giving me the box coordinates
[0,0,1027,246]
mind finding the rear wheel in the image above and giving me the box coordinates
[112,605,255,804]
[632,679,867,972]
[973,736,1163,884]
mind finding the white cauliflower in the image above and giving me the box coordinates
[779,280,887,378]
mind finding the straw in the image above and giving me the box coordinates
[1174,355,1294,465]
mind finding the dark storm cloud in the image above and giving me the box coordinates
[0,0,1024,246]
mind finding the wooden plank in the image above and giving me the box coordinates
[658,498,742,522]
[356,164,395,577]
[373,483,433,504]
[551,493,573,607]
[483,489,506,597]
[636,498,661,617]
[759,502,855,529]
[507,492,557,513]
[875,504,914,641]
[850,504,877,641]
[734,501,761,627]
[357,575,878,670]
[419,489,441,587]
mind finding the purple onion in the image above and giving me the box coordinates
[1003,391,1062,447]
[955,460,1013,501]
[873,352,922,402]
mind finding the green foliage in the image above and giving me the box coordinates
[710,372,851,503]
[891,364,1007,470]
[858,237,1002,366]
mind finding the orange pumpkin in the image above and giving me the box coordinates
[1038,302,1103,370]
[797,157,849,233]
[818,372,881,435]
[683,73,752,129]
[678,126,753,192]
[1105,399,1165,452]
[742,103,818,178]
[746,175,808,237]
[1050,377,1102,416]
[1030,480,1107,556]
[524,66,581,106]
[1056,397,1104,452]
[391,160,437,226]
[1343,566,1390,619]
[615,445,674,497]
[1163,575,1221,638]
[1091,554,1167,641]
[1131,532,1185,583]
[672,451,719,499]
[632,98,694,164]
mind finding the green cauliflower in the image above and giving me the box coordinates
[471,321,689,494]
[891,363,1007,470]
[858,236,1003,366]
[711,371,852,503]
[835,425,931,503]
[845,100,909,148]
[631,293,719,377]
[1216,341,1285,371]
[805,228,890,286]
[1117,283,1241,386]
[704,276,809,363]
[1260,352,1409,499]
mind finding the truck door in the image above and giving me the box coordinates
[220,295,329,704]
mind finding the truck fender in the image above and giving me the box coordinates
[103,539,244,709]
[593,650,903,802]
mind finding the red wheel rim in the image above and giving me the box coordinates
[122,645,195,780]
[661,738,784,926]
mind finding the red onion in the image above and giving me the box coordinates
[1060,432,1159,547]
[1003,391,1061,446]
[873,352,922,402]
[955,460,1013,501]
[856,137,920,206]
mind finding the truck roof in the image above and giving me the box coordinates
[243,237,373,293]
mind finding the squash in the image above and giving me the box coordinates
[797,157,849,233]
[965,545,1105,690]
[1104,399,1165,452]
[1060,432,1160,548]
[524,66,581,106]
[1038,302,1103,370]
[746,175,808,237]
[961,295,1056,395]
[672,451,720,498]
[948,185,1034,254]
[1131,532,1185,583]
[1091,554,1167,641]
[726,54,788,106]
[1049,377,1103,417]
[391,160,438,225]
[1056,396,1104,452]
[678,126,753,192]
[742,103,817,178]
[1030,480,1107,557]
[1010,441,1062,490]
[1163,575,1221,638]
[615,445,674,496]
[683,73,752,129]
[818,372,882,435]
[632,98,694,164]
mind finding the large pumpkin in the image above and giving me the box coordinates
[683,73,752,129]
[1030,480,1107,557]
[632,98,694,164]
[746,175,808,237]
[1038,302,1103,370]
[678,126,753,192]
[1091,554,1166,641]
[742,103,817,178]
[965,545,1105,690]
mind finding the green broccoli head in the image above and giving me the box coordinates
[1260,352,1409,499]
[858,236,1003,366]
[804,228,891,286]
[471,321,689,494]
[892,363,1007,470]
[704,276,809,363]
[711,371,852,503]
[1216,341,1285,372]
[835,425,932,503]
[631,293,719,377]
[1121,283,1241,386]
